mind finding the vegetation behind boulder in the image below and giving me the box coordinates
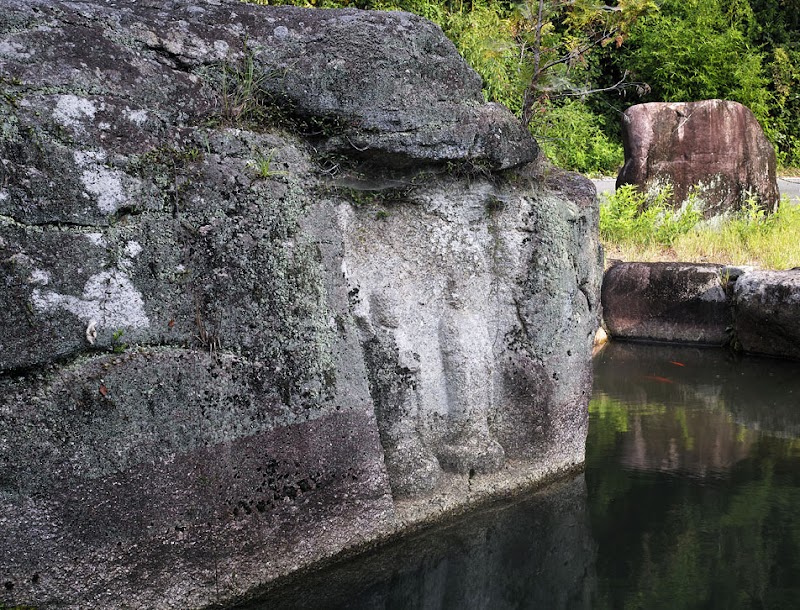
[244,0,800,174]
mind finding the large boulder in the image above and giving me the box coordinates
[0,1,601,608]
[734,270,800,360]
[616,100,779,216]
[602,262,732,345]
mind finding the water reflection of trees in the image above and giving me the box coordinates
[588,441,800,609]
[594,341,800,441]
[588,342,800,608]
[591,392,757,476]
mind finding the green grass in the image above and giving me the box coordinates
[600,186,800,269]
[246,149,288,179]
[600,184,703,249]
[671,197,800,269]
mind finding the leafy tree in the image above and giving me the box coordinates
[514,0,656,126]
[531,98,624,174]
[618,0,770,120]
[748,0,800,46]
[744,1,800,166]
[765,46,800,166]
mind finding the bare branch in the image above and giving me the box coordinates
[519,0,652,128]
[538,26,619,73]
[549,76,650,99]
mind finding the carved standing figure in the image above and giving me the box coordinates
[436,279,505,474]
[358,289,442,496]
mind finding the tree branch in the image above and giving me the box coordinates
[548,75,650,99]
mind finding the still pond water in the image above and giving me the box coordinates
[247,342,800,609]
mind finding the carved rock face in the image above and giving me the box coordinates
[0,1,600,607]
[616,100,779,216]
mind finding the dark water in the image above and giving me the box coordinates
[244,342,800,609]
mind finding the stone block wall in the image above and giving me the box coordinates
[602,262,800,360]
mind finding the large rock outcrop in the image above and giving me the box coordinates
[0,1,602,608]
[616,100,779,216]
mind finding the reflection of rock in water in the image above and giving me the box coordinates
[243,474,596,610]
[620,408,755,475]
[594,342,800,474]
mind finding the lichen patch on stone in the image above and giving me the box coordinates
[85,232,106,246]
[0,40,32,59]
[74,150,128,214]
[125,109,149,126]
[32,269,151,331]
[53,95,97,131]
[124,240,142,258]
[28,269,50,285]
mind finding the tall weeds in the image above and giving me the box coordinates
[672,197,800,269]
[600,186,800,269]
[599,184,702,248]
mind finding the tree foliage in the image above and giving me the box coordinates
[531,98,624,174]
[515,0,656,126]
[617,0,769,120]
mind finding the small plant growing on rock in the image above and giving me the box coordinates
[218,49,266,125]
[719,267,732,290]
[111,328,128,353]
[247,149,288,178]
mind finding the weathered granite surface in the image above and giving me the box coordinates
[602,262,800,361]
[617,100,779,217]
[0,1,601,608]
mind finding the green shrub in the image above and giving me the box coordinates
[599,184,702,248]
[620,0,770,122]
[531,99,624,175]
[602,183,800,269]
